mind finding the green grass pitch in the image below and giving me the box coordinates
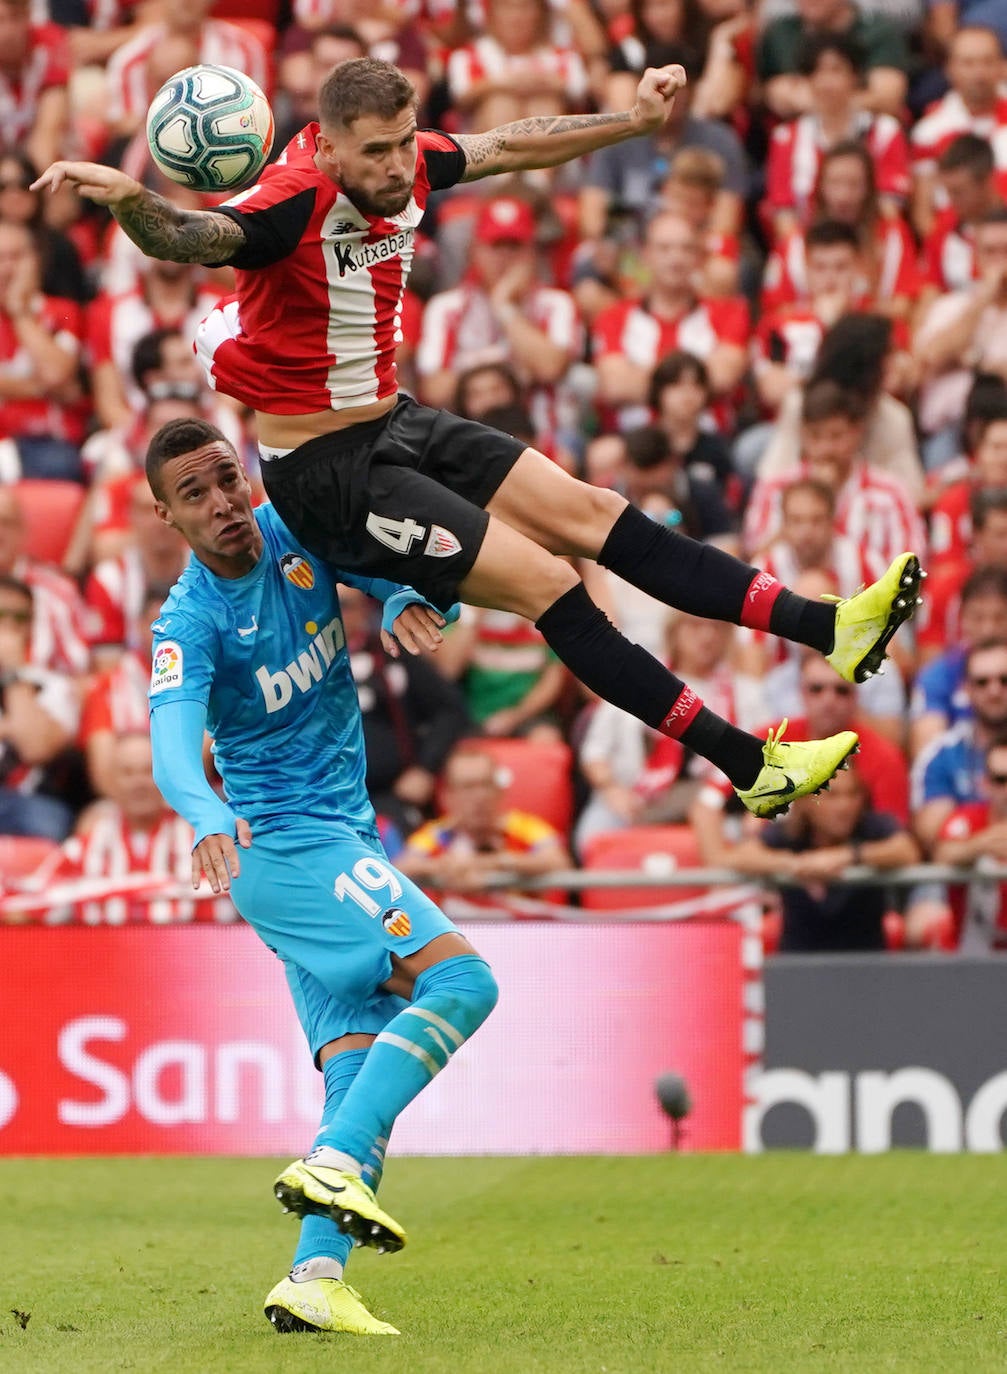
[1,1154,1005,1373]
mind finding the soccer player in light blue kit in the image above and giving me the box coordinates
[146,417,499,1337]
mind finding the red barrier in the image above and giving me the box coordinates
[0,922,752,1155]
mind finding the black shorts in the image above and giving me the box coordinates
[259,396,526,611]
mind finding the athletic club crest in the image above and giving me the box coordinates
[279,552,315,589]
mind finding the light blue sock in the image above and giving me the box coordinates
[315,955,498,1165]
[291,1048,372,1276]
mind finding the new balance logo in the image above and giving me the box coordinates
[255,615,345,713]
[329,220,359,237]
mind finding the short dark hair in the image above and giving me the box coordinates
[966,374,1007,437]
[781,476,836,517]
[805,219,861,254]
[648,349,710,410]
[938,132,996,179]
[797,30,866,79]
[810,312,892,400]
[0,573,32,607]
[801,379,869,427]
[976,204,1007,231]
[131,326,183,391]
[624,425,671,470]
[962,566,1007,607]
[972,487,1007,530]
[318,57,416,131]
[145,417,231,500]
[478,403,536,447]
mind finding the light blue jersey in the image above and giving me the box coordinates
[149,503,374,831]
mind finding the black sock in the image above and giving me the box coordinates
[680,707,765,791]
[598,506,839,652]
[535,584,766,789]
[768,589,836,654]
[598,505,760,620]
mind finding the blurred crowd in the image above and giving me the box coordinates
[2,0,1007,953]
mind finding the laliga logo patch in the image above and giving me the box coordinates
[150,641,183,694]
[280,552,315,590]
[382,908,412,937]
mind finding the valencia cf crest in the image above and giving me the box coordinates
[382,908,412,937]
[280,552,315,590]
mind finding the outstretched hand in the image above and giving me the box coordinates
[633,64,688,133]
[193,817,253,894]
[30,160,143,208]
[382,603,447,658]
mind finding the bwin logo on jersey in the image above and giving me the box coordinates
[331,230,411,276]
[255,614,346,713]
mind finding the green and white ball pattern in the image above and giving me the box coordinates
[146,63,275,193]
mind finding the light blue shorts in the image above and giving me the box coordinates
[230,816,457,1062]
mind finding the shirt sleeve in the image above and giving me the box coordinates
[148,612,217,710]
[417,129,467,192]
[209,180,317,270]
[149,696,237,847]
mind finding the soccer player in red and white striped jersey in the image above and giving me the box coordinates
[36,57,921,830]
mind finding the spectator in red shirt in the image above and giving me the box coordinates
[762,140,919,322]
[592,210,749,434]
[744,378,926,568]
[910,25,1007,237]
[0,0,69,173]
[417,196,582,456]
[754,220,866,421]
[929,410,1007,570]
[933,736,1007,953]
[0,149,89,303]
[920,134,1007,303]
[763,31,910,243]
[80,584,163,800]
[33,731,238,926]
[0,574,79,842]
[920,489,1007,664]
[0,218,86,480]
[0,486,91,675]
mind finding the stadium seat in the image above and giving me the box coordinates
[0,835,59,884]
[465,738,575,837]
[14,480,85,567]
[580,825,706,911]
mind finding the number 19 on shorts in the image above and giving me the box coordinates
[333,856,403,917]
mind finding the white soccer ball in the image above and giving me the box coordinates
[146,64,274,193]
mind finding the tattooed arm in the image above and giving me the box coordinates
[30,161,246,265]
[454,64,687,181]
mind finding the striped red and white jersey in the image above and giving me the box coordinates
[0,23,68,154]
[765,113,910,224]
[744,463,926,568]
[80,649,150,745]
[911,92,1007,181]
[13,556,92,676]
[104,19,270,126]
[35,807,239,926]
[752,304,828,387]
[919,183,1007,293]
[86,283,223,411]
[83,546,148,650]
[416,280,581,446]
[195,126,467,414]
[0,294,87,444]
[761,218,919,314]
[446,35,589,107]
[591,294,750,433]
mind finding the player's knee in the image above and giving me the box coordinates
[536,556,580,614]
[414,954,499,1037]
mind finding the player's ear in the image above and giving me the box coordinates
[154,499,173,527]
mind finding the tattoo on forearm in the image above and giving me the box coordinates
[458,110,636,176]
[113,192,246,263]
